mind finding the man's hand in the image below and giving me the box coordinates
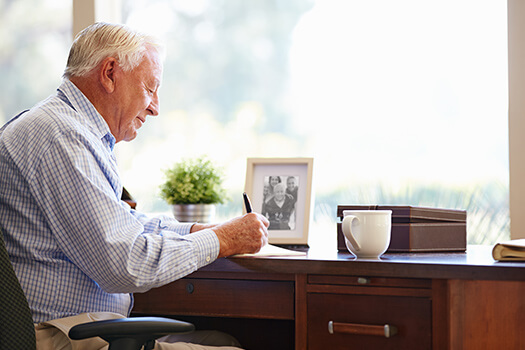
[210,213,269,258]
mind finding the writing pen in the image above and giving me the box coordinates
[243,192,253,213]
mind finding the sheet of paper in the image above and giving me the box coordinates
[234,244,307,258]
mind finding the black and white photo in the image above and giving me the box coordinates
[245,158,313,245]
[261,175,299,230]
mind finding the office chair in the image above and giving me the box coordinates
[0,229,195,350]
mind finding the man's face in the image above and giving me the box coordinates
[287,178,296,190]
[112,47,163,142]
[274,185,285,201]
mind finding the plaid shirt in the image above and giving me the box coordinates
[0,79,219,323]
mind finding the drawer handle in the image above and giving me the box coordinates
[328,321,398,338]
[357,277,370,284]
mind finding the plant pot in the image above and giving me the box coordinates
[172,204,216,223]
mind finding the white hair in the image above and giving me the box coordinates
[273,183,286,192]
[63,22,164,79]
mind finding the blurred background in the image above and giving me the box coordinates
[0,0,509,248]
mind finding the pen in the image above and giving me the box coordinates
[243,192,253,213]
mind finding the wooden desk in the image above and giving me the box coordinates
[133,245,525,350]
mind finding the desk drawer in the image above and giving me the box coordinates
[307,293,432,349]
[133,278,294,320]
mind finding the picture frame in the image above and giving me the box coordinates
[244,157,314,246]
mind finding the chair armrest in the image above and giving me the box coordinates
[69,317,194,348]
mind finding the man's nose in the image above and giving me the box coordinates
[148,92,160,116]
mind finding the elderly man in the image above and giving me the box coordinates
[0,22,268,349]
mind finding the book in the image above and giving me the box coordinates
[492,239,525,261]
[234,244,307,258]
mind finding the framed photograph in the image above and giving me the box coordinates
[244,157,314,246]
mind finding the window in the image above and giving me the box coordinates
[0,0,72,125]
[121,1,509,246]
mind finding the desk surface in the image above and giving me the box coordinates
[197,245,525,282]
[134,244,525,350]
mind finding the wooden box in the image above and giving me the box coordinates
[337,205,467,252]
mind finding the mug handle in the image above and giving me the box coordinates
[342,215,361,251]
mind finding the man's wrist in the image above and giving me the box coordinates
[190,223,217,233]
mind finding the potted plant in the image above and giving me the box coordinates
[160,156,228,222]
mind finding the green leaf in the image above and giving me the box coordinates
[159,156,229,205]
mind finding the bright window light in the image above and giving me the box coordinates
[112,0,508,246]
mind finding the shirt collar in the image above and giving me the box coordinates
[57,79,116,151]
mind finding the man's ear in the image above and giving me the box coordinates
[99,57,118,93]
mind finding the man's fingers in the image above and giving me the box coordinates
[213,213,269,257]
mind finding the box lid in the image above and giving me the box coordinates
[337,205,467,223]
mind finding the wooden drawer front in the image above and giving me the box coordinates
[308,275,431,289]
[307,293,432,349]
[133,278,294,320]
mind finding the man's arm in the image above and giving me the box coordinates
[32,132,219,293]
[192,213,269,258]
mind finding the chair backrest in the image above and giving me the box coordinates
[0,229,36,349]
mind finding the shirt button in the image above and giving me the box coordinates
[206,256,211,262]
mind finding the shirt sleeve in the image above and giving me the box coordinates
[31,130,220,293]
[129,210,194,236]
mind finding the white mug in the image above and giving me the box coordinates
[342,210,392,259]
